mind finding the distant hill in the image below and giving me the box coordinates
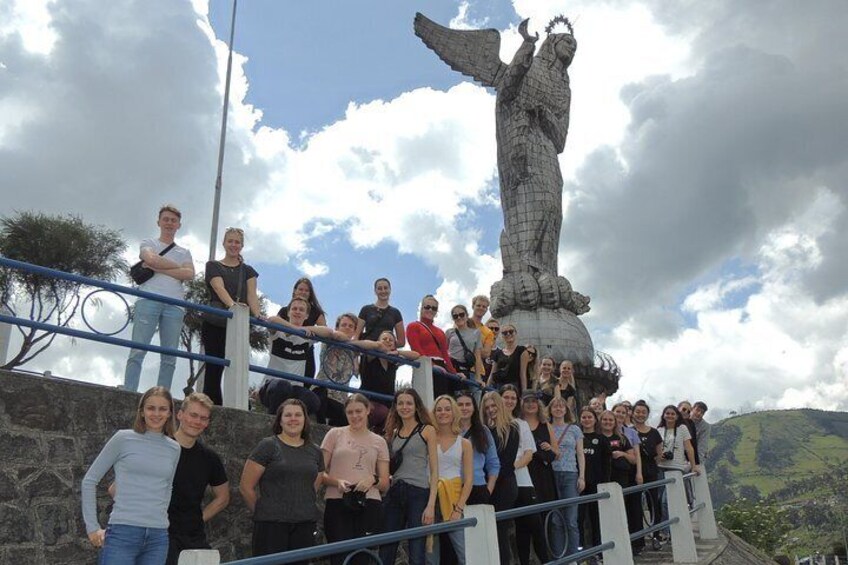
[707,409,848,554]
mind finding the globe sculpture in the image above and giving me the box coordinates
[414,13,608,387]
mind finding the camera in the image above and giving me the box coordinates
[662,451,674,460]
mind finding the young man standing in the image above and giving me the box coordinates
[124,205,195,391]
[167,393,229,565]
[690,401,711,465]
[470,294,495,360]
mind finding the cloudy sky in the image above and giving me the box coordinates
[1,0,846,420]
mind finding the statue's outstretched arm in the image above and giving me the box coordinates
[498,19,538,104]
[414,12,506,88]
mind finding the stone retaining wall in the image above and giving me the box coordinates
[0,370,329,564]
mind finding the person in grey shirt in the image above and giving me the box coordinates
[81,386,181,564]
[691,401,711,464]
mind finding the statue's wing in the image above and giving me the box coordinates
[414,12,506,88]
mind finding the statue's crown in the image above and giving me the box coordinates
[545,15,574,35]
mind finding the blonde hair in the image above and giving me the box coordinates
[433,395,462,435]
[158,204,182,219]
[482,391,514,447]
[133,386,176,437]
[181,392,214,414]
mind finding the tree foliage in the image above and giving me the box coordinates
[0,212,127,369]
[717,498,790,555]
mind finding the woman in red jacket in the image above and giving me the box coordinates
[406,294,457,399]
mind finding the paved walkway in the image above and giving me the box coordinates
[632,525,772,565]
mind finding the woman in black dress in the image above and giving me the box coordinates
[579,407,610,551]
[486,324,531,392]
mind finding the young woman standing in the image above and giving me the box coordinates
[239,399,324,561]
[321,394,390,565]
[549,396,585,559]
[81,387,181,564]
[202,227,261,405]
[579,407,610,553]
[482,391,520,565]
[487,324,530,392]
[455,391,500,505]
[380,389,439,565]
[445,304,485,384]
[430,395,474,564]
[356,277,406,346]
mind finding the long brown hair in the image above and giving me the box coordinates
[272,399,311,440]
[384,388,433,442]
[132,386,176,438]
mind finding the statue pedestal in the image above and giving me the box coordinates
[499,307,594,365]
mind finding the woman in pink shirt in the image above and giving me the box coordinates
[320,394,390,565]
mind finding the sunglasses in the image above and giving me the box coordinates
[501,329,515,336]
[422,305,439,312]
[452,312,466,320]
[489,326,500,332]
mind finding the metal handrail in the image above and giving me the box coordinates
[494,491,610,521]
[546,541,615,565]
[222,517,477,564]
[0,256,232,318]
[249,364,394,403]
[620,476,675,496]
[689,501,706,514]
[0,313,228,367]
[431,365,495,391]
[251,316,419,368]
[629,516,680,541]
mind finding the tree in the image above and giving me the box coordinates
[0,212,127,369]
[717,498,790,555]
[179,274,270,392]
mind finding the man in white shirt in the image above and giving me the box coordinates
[124,205,195,391]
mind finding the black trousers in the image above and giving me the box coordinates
[579,482,601,549]
[252,521,315,565]
[515,486,549,565]
[490,475,518,565]
[324,498,383,565]
[201,322,226,405]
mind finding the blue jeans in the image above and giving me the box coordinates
[99,524,169,565]
[124,299,184,391]
[552,471,580,559]
[380,481,431,565]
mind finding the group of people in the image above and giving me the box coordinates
[94,206,714,564]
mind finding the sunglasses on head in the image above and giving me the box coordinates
[422,305,438,312]
[452,312,466,320]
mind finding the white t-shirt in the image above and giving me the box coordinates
[138,238,192,301]
[658,425,692,472]
[515,418,537,487]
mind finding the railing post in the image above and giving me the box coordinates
[665,470,698,563]
[597,482,634,565]
[178,549,220,564]
[412,355,434,409]
[464,505,499,565]
[222,304,249,410]
[692,466,718,540]
[0,305,11,366]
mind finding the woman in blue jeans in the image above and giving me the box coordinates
[379,388,438,565]
[549,396,585,559]
[81,386,181,564]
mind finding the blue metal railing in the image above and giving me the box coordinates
[621,476,678,542]
[250,363,394,403]
[432,365,495,391]
[222,517,477,564]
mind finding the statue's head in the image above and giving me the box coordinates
[542,15,577,67]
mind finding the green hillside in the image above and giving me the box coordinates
[708,409,848,554]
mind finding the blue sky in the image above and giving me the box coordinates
[2,0,847,417]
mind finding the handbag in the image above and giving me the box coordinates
[341,489,367,513]
[129,243,176,285]
[389,424,421,475]
[202,262,243,327]
[454,329,477,368]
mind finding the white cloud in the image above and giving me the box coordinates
[297,259,329,279]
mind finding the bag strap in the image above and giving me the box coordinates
[157,242,177,257]
[556,423,573,447]
[454,328,474,358]
[393,423,422,455]
[416,321,439,347]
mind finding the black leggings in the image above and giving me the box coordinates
[515,486,549,565]
[324,498,383,565]
[579,482,601,549]
[252,521,315,565]
[490,475,518,565]
[201,322,226,405]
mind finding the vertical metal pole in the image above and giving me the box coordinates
[208,0,238,261]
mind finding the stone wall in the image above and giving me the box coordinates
[0,370,329,564]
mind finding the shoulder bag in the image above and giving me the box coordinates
[129,242,176,285]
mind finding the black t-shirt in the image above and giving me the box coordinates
[489,346,527,390]
[359,355,398,406]
[490,423,520,480]
[606,433,634,486]
[582,432,611,486]
[636,426,663,478]
[168,440,228,537]
[357,304,403,341]
[204,261,258,304]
